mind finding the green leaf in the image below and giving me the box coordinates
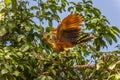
[25,25,32,31]
[0,27,7,37]
[4,0,11,8]
[92,8,101,17]
[17,35,25,42]
[82,0,86,3]
[0,3,3,8]
[34,25,44,32]
[101,16,110,24]
[96,59,104,70]
[1,69,8,74]
[46,76,53,80]
[68,6,74,11]
[104,34,112,45]
[21,44,29,52]
[0,13,5,21]
[5,64,12,71]
[46,27,54,32]
[52,69,56,76]
[39,75,46,80]
[19,73,26,80]
[13,70,20,76]
[108,61,120,70]
[5,55,11,59]
[19,65,24,71]
[30,6,39,10]
[3,47,10,53]
[16,52,23,58]
[100,39,107,48]
[108,63,116,70]
[109,31,118,43]
[93,37,107,50]
[112,26,120,33]
[11,0,17,12]
[111,26,120,38]
[85,0,93,4]
[115,73,120,79]
[7,22,15,33]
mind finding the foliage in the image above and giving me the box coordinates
[0,0,120,80]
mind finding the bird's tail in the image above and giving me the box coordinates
[76,33,94,44]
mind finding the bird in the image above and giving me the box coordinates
[42,14,93,52]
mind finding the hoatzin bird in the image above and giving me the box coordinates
[42,14,93,52]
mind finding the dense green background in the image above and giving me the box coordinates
[0,0,120,80]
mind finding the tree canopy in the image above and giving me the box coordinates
[0,0,120,80]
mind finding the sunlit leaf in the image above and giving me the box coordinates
[0,13,5,21]
[112,26,120,33]
[52,69,56,76]
[0,27,7,37]
[25,25,32,31]
[39,75,46,80]
[96,60,104,70]
[3,47,10,53]
[47,76,53,80]
[17,35,25,42]
[108,63,117,70]
[21,44,29,52]
[4,0,11,8]
[13,70,20,76]
[16,52,23,58]
[108,61,120,70]
[115,73,120,79]
[5,55,11,59]
[1,69,8,74]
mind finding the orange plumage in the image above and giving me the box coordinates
[42,14,93,52]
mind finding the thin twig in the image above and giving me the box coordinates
[72,64,95,69]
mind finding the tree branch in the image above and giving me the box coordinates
[72,64,95,69]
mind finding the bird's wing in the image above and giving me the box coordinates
[56,14,84,44]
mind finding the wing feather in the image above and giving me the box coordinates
[56,14,84,44]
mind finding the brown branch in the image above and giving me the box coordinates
[42,63,120,76]
[72,64,95,69]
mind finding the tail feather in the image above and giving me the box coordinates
[77,37,94,44]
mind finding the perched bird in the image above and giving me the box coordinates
[42,14,93,52]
